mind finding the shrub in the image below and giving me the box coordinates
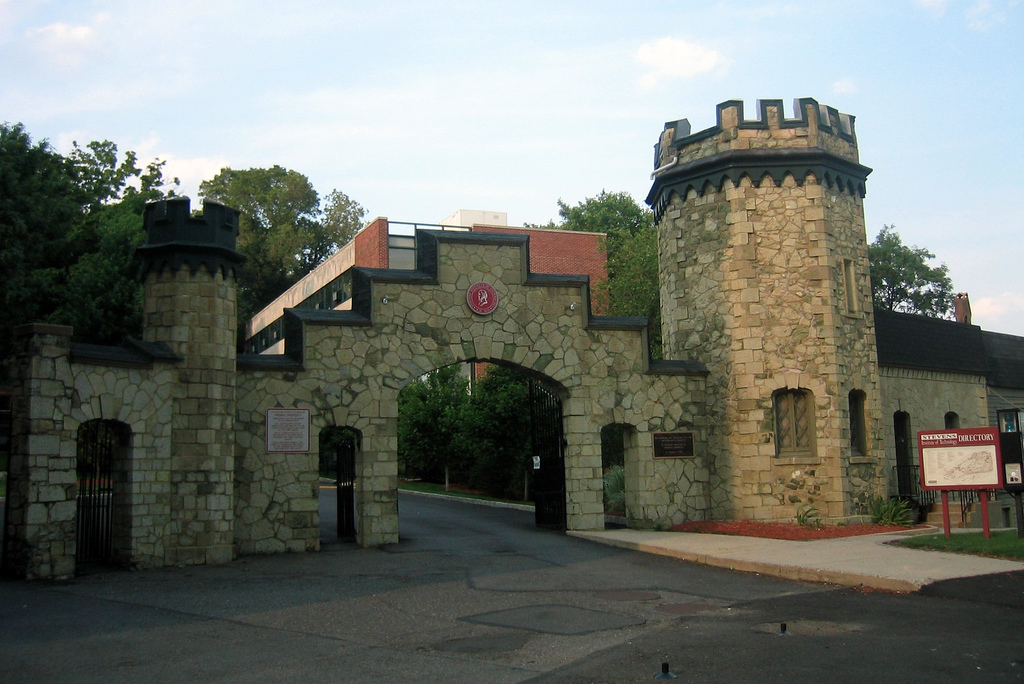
[796,503,822,528]
[869,495,914,526]
[603,465,626,514]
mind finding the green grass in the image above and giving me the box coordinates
[398,480,533,507]
[896,530,1024,560]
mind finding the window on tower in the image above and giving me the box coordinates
[773,388,816,459]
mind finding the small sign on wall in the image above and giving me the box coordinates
[266,408,310,453]
[653,432,696,459]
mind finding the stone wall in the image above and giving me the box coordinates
[879,366,989,494]
[3,324,175,579]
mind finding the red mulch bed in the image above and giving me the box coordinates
[673,519,923,541]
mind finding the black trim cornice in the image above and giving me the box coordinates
[138,198,246,277]
[70,339,182,368]
[647,147,872,222]
[136,242,246,279]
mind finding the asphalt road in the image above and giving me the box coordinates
[0,490,1022,682]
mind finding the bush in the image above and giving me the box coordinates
[603,465,625,514]
[869,495,914,526]
[796,503,822,528]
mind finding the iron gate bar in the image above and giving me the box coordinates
[530,381,566,530]
[76,420,118,565]
[337,435,356,540]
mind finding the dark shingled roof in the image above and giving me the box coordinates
[874,309,988,375]
[982,330,1024,389]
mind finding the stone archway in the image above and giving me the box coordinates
[235,229,707,550]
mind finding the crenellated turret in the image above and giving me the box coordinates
[139,196,242,566]
[137,197,245,278]
[651,98,883,523]
[648,98,871,223]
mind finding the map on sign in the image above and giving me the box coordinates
[918,428,1001,490]
[922,448,995,487]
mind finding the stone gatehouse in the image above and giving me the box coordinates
[9,97,1017,580]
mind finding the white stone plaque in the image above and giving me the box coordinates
[266,408,310,453]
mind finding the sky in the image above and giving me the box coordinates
[3,0,1023,334]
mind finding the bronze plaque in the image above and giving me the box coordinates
[653,432,695,458]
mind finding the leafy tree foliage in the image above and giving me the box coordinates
[398,364,537,500]
[1,125,178,375]
[199,167,365,326]
[532,191,662,357]
[868,225,954,317]
[0,124,84,366]
[461,365,533,499]
[398,365,471,485]
[54,142,180,343]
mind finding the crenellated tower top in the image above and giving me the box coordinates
[647,98,871,222]
[137,197,246,278]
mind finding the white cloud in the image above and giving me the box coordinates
[914,0,949,16]
[25,12,110,69]
[966,0,1003,29]
[160,154,231,201]
[635,38,729,89]
[831,78,857,94]
[968,291,1024,335]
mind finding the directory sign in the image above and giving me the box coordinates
[918,428,1002,490]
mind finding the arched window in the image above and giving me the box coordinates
[849,390,867,458]
[944,412,960,429]
[774,389,816,459]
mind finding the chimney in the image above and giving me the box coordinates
[954,292,972,324]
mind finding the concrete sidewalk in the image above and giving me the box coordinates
[570,526,1024,592]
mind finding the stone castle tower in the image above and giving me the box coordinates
[136,199,245,565]
[647,99,883,521]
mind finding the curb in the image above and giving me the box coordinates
[399,488,535,512]
[567,531,923,593]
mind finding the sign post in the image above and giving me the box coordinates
[918,428,1002,539]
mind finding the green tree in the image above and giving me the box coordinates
[460,365,533,499]
[868,225,954,317]
[535,191,662,357]
[53,143,179,343]
[199,166,365,326]
[0,125,179,375]
[397,365,471,486]
[0,124,84,371]
[314,189,364,269]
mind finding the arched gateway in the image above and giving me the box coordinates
[234,226,707,550]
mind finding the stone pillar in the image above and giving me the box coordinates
[648,99,883,522]
[137,198,244,565]
[2,324,77,579]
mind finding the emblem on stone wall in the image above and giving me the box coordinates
[467,282,498,315]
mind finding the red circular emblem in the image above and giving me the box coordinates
[467,282,498,315]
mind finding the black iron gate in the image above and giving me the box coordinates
[530,381,566,530]
[336,434,356,540]
[76,420,125,565]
